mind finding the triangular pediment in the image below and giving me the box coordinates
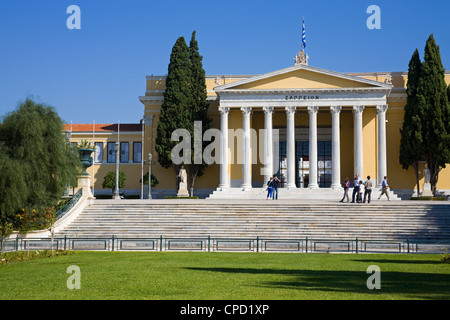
[214,64,391,91]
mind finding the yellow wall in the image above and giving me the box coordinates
[340,111,354,181]
[363,108,377,180]
[70,134,143,194]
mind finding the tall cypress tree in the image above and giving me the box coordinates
[416,34,450,194]
[155,37,194,188]
[188,31,211,196]
[399,49,424,197]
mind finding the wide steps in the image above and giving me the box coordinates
[55,200,450,242]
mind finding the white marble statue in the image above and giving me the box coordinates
[423,165,431,184]
[294,50,309,66]
[384,73,392,85]
[422,164,433,196]
[177,167,189,197]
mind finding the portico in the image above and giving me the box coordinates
[213,64,392,194]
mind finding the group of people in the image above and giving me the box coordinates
[264,173,390,202]
[340,174,390,203]
[266,176,281,200]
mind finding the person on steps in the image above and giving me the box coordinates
[267,177,274,200]
[351,174,360,203]
[378,176,390,201]
[363,176,373,203]
[340,177,350,202]
[272,175,280,200]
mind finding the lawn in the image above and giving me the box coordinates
[0,251,449,300]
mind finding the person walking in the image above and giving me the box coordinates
[378,176,390,201]
[358,180,364,203]
[339,177,350,202]
[351,174,360,203]
[363,176,373,204]
[267,177,274,200]
[272,175,280,200]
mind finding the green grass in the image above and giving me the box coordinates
[0,251,449,300]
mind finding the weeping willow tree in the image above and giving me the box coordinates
[0,153,28,260]
[0,99,81,258]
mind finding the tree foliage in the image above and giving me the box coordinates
[415,34,450,194]
[399,49,424,196]
[155,36,193,186]
[0,99,81,257]
[0,153,28,258]
[141,172,159,187]
[0,99,80,207]
[102,171,126,194]
[187,31,211,196]
[155,32,211,195]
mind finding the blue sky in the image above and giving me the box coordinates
[1,0,449,124]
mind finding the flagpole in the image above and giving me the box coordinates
[93,120,95,197]
[141,118,144,199]
[302,17,306,52]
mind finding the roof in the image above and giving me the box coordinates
[63,123,142,133]
[213,64,393,92]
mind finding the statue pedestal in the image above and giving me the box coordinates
[421,183,433,197]
[177,187,189,198]
[78,175,94,199]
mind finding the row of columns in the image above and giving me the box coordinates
[218,105,388,189]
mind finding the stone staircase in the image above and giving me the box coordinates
[56,200,450,242]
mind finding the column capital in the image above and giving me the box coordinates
[307,106,319,114]
[376,104,389,115]
[240,106,252,115]
[285,106,297,114]
[330,105,342,114]
[352,105,365,115]
[262,106,275,114]
[218,106,230,115]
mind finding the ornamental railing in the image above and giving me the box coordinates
[55,189,83,221]
[3,236,450,255]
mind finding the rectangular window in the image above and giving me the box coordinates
[94,142,103,163]
[107,142,116,163]
[133,142,142,163]
[120,142,129,163]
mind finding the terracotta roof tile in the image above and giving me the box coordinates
[63,123,142,132]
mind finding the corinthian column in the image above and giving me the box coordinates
[330,106,342,189]
[285,106,297,188]
[376,105,388,187]
[263,106,274,184]
[308,106,319,189]
[241,106,252,190]
[353,105,365,179]
[218,106,230,189]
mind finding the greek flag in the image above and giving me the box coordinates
[302,18,306,49]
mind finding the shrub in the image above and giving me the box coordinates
[0,249,74,265]
[441,251,450,264]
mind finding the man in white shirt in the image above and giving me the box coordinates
[363,176,373,203]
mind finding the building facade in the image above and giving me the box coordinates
[68,61,450,199]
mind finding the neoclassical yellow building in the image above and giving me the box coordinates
[68,58,450,199]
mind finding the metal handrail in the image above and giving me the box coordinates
[55,189,83,221]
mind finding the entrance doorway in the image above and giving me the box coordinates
[277,140,332,188]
